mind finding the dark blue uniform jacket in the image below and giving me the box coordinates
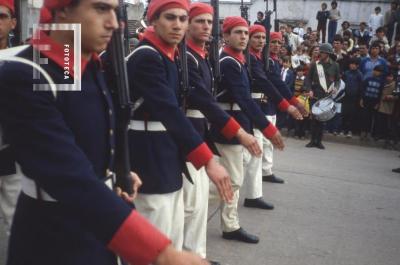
[210,47,277,145]
[0,32,170,265]
[126,31,213,194]
[186,40,240,141]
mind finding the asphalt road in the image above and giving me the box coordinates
[1,138,400,265]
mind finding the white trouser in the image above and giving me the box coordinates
[183,163,209,258]
[134,188,184,250]
[214,143,244,232]
[243,129,264,199]
[262,115,277,176]
[0,164,21,235]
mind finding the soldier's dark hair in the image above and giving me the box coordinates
[370,41,381,49]
[331,1,337,7]
[375,6,381,12]
[282,56,291,63]
[321,3,327,8]
[257,11,264,18]
[348,57,360,66]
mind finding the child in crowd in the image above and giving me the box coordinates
[375,72,398,146]
[293,66,310,138]
[292,46,310,69]
[360,64,385,140]
[342,58,363,137]
[278,57,295,130]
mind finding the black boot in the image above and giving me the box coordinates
[244,197,274,209]
[222,228,259,243]
[262,174,284,184]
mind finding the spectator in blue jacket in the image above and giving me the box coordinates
[359,64,385,140]
[360,41,388,80]
[342,58,363,137]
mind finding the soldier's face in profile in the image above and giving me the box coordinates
[152,8,188,46]
[224,26,249,51]
[188,13,213,44]
[269,39,281,54]
[0,6,16,43]
[249,32,266,52]
[61,0,119,55]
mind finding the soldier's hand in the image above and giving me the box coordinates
[115,172,142,203]
[296,102,309,117]
[205,159,233,203]
[269,131,285,150]
[154,245,210,265]
[360,99,364,108]
[236,128,262,157]
[287,105,303,120]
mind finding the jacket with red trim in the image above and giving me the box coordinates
[249,53,291,114]
[210,51,277,145]
[186,45,240,141]
[264,57,299,115]
[126,40,212,194]
[0,45,169,265]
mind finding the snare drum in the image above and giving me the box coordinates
[311,96,336,122]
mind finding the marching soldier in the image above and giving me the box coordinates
[0,0,20,235]
[304,43,340,149]
[210,16,284,244]
[242,24,303,210]
[125,0,233,251]
[262,31,309,184]
[0,0,210,264]
[183,2,262,260]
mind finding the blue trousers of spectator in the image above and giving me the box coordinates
[328,20,338,44]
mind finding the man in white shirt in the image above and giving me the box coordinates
[286,24,302,52]
[368,6,384,37]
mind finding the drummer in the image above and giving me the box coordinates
[304,43,340,149]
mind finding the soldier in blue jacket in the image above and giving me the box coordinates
[183,3,262,260]
[0,0,211,264]
[261,31,309,184]
[126,0,233,251]
[242,24,304,210]
[0,0,21,236]
[210,16,284,244]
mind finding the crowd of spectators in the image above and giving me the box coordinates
[265,1,400,149]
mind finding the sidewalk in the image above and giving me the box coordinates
[206,138,400,265]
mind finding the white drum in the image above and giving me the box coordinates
[311,97,336,122]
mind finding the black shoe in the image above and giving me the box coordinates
[262,174,284,184]
[208,261,221,265]
[222,228,259,244]
[244,198,274,210]
[305,141,315,148]
[316,142,325,149]
[392,168,400,173]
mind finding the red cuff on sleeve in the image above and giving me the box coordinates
[187,142,213,170]
[108,211,171,265]
[278,99,291,112]
[289,96,300,106]
[262,123,278,139]
[220,117,241,140]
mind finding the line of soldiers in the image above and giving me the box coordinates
[0,0,309,265]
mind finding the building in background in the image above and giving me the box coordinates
[198,0,391,32]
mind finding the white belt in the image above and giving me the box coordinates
[22,173,116,202]
[128,120,167,131]
[251,93,264,99]
[218,103,241,111]
[186,109,205,119]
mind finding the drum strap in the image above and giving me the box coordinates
[316,62,328,93]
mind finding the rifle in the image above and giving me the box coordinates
[105,0,133,194]
[178,37,189,112]
[240,0,251,75]
[262,0,276,72]
[209,0,220,96]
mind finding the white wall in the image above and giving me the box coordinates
[215,0,391,31]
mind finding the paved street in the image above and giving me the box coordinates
[1,138,400,265]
